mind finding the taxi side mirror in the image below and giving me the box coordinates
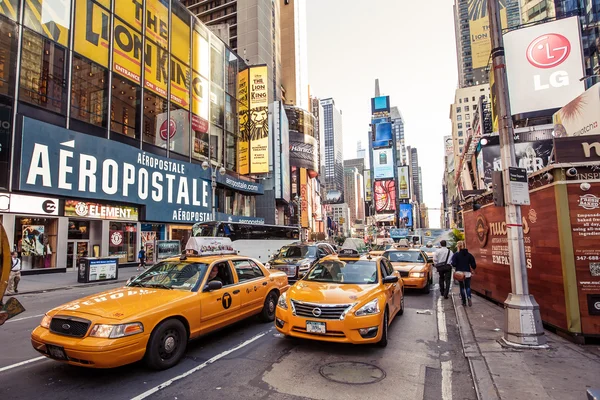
[382,275,399,284]
[204,281,223,292]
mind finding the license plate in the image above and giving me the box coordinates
[46,345,67,360]
[306,321,326,334]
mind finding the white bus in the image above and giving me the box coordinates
[191,222,300,263]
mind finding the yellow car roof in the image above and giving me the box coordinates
[163,254,243,264]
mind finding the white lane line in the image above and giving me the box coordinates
[441,359,453,400]
[0,356,47,373]
[437,296,447,342]
[5,314,44,323]
[130,331,269,400]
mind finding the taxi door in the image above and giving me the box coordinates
[380,259,400,315]
[199,261,242,332]
[231,259,269,318]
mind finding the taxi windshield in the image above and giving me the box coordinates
[128,261,209,291]
[305,260,377,284]
[385,251,425,263]
[277,246,316,258]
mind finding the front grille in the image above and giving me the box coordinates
[292,327,346,337]
[276,265,297,278]
[399,271,410,278]
[291,300,351,320]
[50,316,91,338]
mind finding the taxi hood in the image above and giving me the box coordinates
[391,263,427,273]
[287,281,379,305]
[51,286,193,321]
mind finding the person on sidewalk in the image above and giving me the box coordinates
[451,240,476,306]
[433,240,454,299]
[7,252,22,294]
[137,247,146,271]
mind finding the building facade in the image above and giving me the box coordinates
[0,0,265,274]
[390,106,406,166]
[279,0,308,109]
[321,98,344,200]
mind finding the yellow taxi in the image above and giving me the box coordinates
[31,238,289,370]
[382,248,433,293]
[275,249,404,347]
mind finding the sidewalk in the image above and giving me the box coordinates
[7,268,142,295]
[451,286,600,400]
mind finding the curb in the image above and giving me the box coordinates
[451,290,501,400]
[5,278,130,296]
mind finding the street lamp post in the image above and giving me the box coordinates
[487,0,547,347]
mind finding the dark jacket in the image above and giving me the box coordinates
[451,249,476,273]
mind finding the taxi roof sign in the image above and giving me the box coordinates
[185,237,236,256]
[338,248,360,258]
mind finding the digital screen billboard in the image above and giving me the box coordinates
[374,180,396,213]
[399,203,413,228]
[373,148,394,179]
[371,96,390,113]
[397,166,410,199]
[373,122,393,148]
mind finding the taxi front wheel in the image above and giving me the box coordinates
[377,310,389,348]
[259,291,279,322]
[145,319,188,370]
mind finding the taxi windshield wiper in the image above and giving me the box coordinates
[145,283,174,290]
[128,281,147,287]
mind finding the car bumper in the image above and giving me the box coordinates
[402,276,427,289]
[31,326,149,368]
[274,308,384,344]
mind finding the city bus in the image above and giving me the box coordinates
[191,222,300,263]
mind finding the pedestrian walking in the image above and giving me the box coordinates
[137,247,146,271]
[433,240,454,299]
[451,241,476,306]
[8,252,22,294]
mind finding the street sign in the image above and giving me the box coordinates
[508,167,530,205]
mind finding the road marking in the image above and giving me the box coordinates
[0,356,46,373]
[130,330,269,400]
[441,359,453,400]
[437,296,447,342]
[5,314,44,323]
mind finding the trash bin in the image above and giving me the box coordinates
[78,257,119,283]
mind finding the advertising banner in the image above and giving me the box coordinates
[323,188,344,204]
[373,148,394,179]
[364,170,372,202]
[237,69,250,174]
[74,0,110,68]
[398,204,413,228]
[468,0,507,71]
[22,225,45,256]
[553,84,600,137]
[191,71,209,133]
[372,122,392,148]
[0,193,59,215]
[273,103,291,202]
[113,19,142,84]
[374,179,396,213]
[144,39,169,98]
[88,259,117,281]
[249,66,269,173]
[192,27,210,78]
[554,134,600,163]
[144,0,169,48]
[23,0,70,47]
[19,117,213,224]
[398,166,410,199]
[481,139,553,185]
[504,16,585,115]
[289,131,318,172]
[371,96,390,113]
[65,200,139,221]
[154,109,191,155]
[157,240,181,259]
[114,0,142,30]
[170,58,191,110]
[300,168,309,228]
[171,13,191,64]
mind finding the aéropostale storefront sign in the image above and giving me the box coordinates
[19,118,212,224]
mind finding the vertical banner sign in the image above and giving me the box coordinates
[364,170,372,202]
[468,0,507,72]
[145,0,169,48]
[144,39,168,97]
[74,0,110,68]
[300,168,309,228]
[237,69,250,174]
[170,13,191,110]
[191,71,209,132]
[115,0,142,29]
[113,19,142,84]
[249,66,269,173]
[398,166,410,199]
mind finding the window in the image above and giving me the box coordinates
[465,114,470,120]
[466,122,471,128]
[23,0,71,48]
[108,222,137,264]
[459,146,463,153]
[210,43,224,88]
[209,262,234,286]
[19,29,67,115]
[456,106,461,113]
[225,49,237,95]
[458,130,463,137]
[457,123,463,129]
[71,55,108,127]
[0,19,18,97]
[226,131,236,170]
[233,259,264,281]
[456,115,462,121]
[464,97,468,102]
[472,96,475,101]
[383,259,394,276]
[211,83,224,126]
[143,90,168,146]
[170,104,190,156]
[459,139,464,145]
[459,98,462,103]
[210,125,223,164]
[110,74,140,138]
[465,105,470,111]
[225,95,236,132]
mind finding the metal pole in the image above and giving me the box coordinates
[211,169,217,221]
[487,0,546,347]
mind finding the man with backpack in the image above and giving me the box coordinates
[137,247,146,271]
[433,240,453,299]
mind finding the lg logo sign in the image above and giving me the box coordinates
[527,33,571,91]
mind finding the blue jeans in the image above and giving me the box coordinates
[459,277,471,303]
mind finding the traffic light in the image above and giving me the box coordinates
[492,171,505,207]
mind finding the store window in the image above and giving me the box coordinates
[220,188,256,217]
[19,29,67,115]
[211,83,224,127]
[170,104,191,156]
[71,55,109,127]
[0,18,18,98]
[14,216,57,270]
[108,222,137,264]
[143,90,168,145]
[67,220,90,240]
[111,73,140,138]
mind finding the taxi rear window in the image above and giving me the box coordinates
[305,260,377,284]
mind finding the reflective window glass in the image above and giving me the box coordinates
[71,55,109,127]
[23,0,71,47]
[142,89,168,145]
[0,19,18,97]
[110,73,140,138]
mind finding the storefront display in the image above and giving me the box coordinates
[109,222,137,264]
[14,217,57,270]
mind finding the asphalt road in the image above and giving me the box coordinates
[0,280,476,400]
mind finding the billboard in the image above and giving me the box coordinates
[397,166,410,199]
[374,180,396,213]
[371,96,390,113]
[468,0,507,72]
[289,132,318,173]
[481,139,553,185]
[399,203,413,228]
[272,102,291,203]
[504,16,585,115]
[364,170,372,202]
[237,69,249,174]
[373,148,394,179]
[372,122,393,148]
[553,83,600,137]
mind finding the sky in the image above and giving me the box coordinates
[306,0,459,228]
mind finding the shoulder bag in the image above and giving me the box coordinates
[434,250,452,273]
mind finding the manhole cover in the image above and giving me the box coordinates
[319,361,386,385]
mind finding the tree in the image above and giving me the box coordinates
[448,229,465,253]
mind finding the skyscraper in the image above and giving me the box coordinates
[409,147,421,204]
[280,0,309,109]
[390,107,406,165]
[344,167,365,226]
[322,98,345,200]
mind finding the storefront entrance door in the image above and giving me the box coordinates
[67,241,89,269]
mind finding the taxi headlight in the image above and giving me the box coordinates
[409,272,426,278]
[40,314,52,329]
[277,292,288,310]
[355,299,380,316]
[89,322,144,338]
